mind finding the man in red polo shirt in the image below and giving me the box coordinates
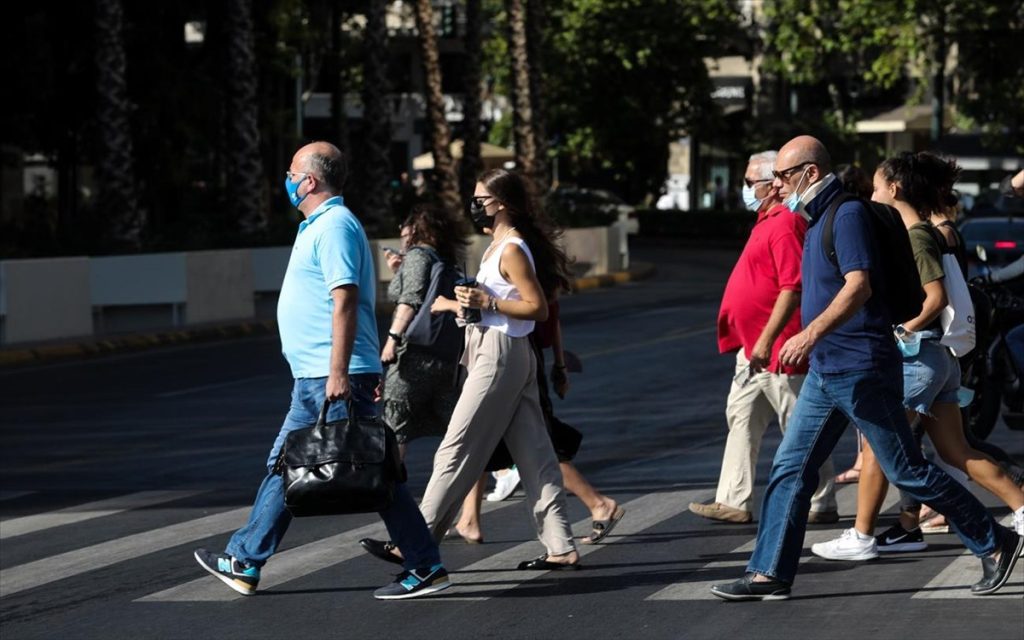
[689,151,837,524]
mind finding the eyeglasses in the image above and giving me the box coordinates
[744,178,773,188]
[772,162,812,182]
[285,171,309,181]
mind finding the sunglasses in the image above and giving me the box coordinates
[744,178,773,188]
[471,196,494,206]
[772,162,812,182]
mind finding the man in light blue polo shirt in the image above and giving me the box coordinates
[194,141,449,600]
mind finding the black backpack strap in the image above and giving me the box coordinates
[821,193,857,266]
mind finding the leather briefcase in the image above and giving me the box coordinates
[273,399,405,517]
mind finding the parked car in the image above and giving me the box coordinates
[959,216,1024,275]
[546,186,638,234]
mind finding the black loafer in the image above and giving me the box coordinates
[710,573,791,601]
[516,554,581,571]
[972,528,1023,595]
[360,538,404,566]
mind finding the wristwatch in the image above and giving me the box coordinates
[388,331,404,343]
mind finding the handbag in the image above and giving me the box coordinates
[273,398,405,517]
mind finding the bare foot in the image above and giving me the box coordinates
[590,497,619,523]
[453,523,484,543]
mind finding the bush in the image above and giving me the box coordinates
[635,209,753,244]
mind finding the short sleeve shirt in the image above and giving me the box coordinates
[387,247,435,308]
[717,203,808,374]
[801,180,900,373]
[908,222,945,334]
[277,197,382,378]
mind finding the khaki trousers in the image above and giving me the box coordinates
[419,325,576,555]
[715,350,837,513]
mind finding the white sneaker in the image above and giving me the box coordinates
[811,527,879,561]
[486,467,520,502]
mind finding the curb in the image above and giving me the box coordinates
[0,264,656,368]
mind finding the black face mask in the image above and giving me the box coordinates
[468,198,494,231]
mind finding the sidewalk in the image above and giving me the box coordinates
[0,262,655,367]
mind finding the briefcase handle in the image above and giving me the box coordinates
[317,397,358,426]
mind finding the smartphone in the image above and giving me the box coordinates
[381,246,403,256]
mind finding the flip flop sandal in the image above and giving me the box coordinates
[581,506,626,545]
[516,554,582,571]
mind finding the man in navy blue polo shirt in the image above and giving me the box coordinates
[711,135,1021,601]
[194,141,449,600]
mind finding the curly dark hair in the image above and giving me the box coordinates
[478,168,573,296]
[877,151,961,217]
[402,203,469,265]
[836,163,872,199]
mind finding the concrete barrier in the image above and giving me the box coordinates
[1,257,93,343]
[0,225,624,346]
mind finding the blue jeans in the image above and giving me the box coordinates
[747,366,1001,584]
[225,374,441,571]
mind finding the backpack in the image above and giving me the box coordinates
[402,246,464,360]
[821,193,924,325]
[921,224,976,357]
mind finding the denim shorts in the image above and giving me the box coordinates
[902,337,960,415]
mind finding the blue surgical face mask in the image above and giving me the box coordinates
[742,184,763,212]
[784,168,809,213]
[284,173,309,208]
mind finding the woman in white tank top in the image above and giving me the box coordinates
[359,169,582,571]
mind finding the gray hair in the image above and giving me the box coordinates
[747,151,778,180]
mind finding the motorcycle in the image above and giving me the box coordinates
[961,247,1024,440]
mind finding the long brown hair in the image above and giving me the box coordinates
[402,203,469,265]
[479,168,573,296]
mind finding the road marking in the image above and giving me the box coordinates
[0,507,250,597]
[156,374,277,398]
[0,491,35,502]
[912,514,1024,600]
[646,484,898,600]
[136,500,520,602]
[0,490,205,540]
[437,487,707,601]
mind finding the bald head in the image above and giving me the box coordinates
[777,135,831,174]
[293,141,347,194]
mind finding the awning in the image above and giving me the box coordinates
[412,140,514,170]
[855,105,954,134]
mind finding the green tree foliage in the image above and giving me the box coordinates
[543,0,742,201]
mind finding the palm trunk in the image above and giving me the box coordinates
[362,0,392,232]
[525,0,548,192]
[226,0,267,236]
[459,0,484,204]
[329,0,351,164]
[413,0,461,215]
[94,0,142,249]
[505,0,538,185]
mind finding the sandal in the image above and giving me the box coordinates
[834,467,861,484]
[581,506,626,545]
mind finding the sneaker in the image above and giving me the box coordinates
[875,523,927,553]
[811,527,879,561]
[972,528,1023,595]
[486,467,521,502]
[710,573,791,601]
[193,548,260,596]
[373,564,451,600]
[687,501,753,524]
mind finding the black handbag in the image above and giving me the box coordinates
[273,398,405,517]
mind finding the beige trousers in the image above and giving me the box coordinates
[419,325,576,556]
[715,350,837,513]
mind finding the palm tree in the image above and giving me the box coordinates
[504,0,538,187]
[459,0,484,204]
[94,0,142,248]
[525,0,548,192]
[412,0,461,215]
[361,0,392,232]
[226,0,267,236]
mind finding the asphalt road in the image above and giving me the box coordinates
[1,244,1022,640]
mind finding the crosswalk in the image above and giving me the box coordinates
[1,484,1021,605]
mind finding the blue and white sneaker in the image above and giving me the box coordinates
[193,548,260,596]
[373,564,451,600]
